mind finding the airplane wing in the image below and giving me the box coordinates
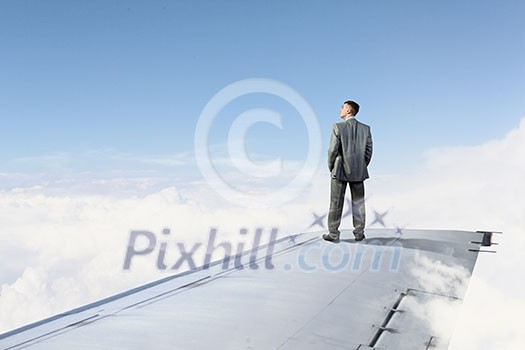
[0,228,498,349]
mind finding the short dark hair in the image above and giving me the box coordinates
[344,100,360,116]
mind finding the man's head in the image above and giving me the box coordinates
[339,100,360,119]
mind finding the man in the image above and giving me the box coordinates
[323,100,373,243]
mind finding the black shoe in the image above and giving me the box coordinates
[354,233,366,242]
[322,234,340,243]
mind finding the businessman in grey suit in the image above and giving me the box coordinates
[323,101,373,243]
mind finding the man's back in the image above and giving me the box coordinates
[324,100,371,243]
[328,118,373,182]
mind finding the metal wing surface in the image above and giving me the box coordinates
[0,228,497,350]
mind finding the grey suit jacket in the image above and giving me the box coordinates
[328,117,373,182]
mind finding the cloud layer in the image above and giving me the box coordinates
[1,119,524,349]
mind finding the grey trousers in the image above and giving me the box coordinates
[328,178,366,238]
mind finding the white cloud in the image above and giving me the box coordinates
[362,118,525,349]
[0,118,524,349]
[0,185,314,333]
[410,253,470,297]
[449,276,525,350]
[401,253,471,347]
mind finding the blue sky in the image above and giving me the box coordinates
[1,0,524,178]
